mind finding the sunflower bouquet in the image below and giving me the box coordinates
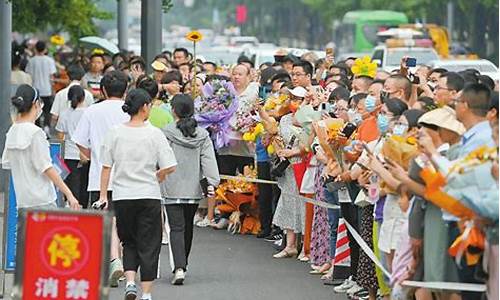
[351,56,378,78]
[194,80,239,149]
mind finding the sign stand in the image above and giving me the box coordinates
[12,209,111,300]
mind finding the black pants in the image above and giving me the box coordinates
[40,96,53,128]
[257,161,273,234]
[114,199,162,282]
[340,183,361,281]
[64,159,90,208]
[217,154,254,176]
[165,204,199,271]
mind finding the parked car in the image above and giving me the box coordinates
[371,45,439,72]
[428,59,499,81]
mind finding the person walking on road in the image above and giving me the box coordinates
[2,84,80,210]
[161,94,219,285]
[98,89,177,300]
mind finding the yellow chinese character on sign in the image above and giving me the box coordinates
[47,233,81,268]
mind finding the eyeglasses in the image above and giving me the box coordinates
[291,73,306,78]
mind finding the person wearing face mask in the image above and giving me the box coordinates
[2,84,80,210]
[357,94,380,143]
[381,74,412,105]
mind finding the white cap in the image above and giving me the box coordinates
[288,86,307,98]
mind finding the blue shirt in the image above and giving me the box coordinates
[434,121,494,174]
[255,137,269,162]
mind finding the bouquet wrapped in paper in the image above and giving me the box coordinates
[382,135,419,169]
[263,94,290,117]
[194,80,239,149]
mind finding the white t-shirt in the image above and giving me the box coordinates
[82,72,103,97]
[100,124,177,201]
[1,123,56,208]
[50,82,94,117]
[25,55,56,97]
[72,100,129,191]
[56,107,86,160]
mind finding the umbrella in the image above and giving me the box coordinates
[79,36,120,54]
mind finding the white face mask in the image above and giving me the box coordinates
[36,100,44,120]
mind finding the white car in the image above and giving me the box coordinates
[371,45,440,72]
[428,59,499,81]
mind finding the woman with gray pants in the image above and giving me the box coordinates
[161,94,220,285]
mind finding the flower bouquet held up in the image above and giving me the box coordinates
[194,80,239,149]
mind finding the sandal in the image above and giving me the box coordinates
[273,248,298,259]
[309,263,331,275]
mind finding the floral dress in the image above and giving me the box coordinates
[272,114,305,233]
[310,164,331,266]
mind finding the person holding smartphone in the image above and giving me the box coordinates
[98,89,177,300]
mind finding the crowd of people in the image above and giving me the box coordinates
[3,37,499,300]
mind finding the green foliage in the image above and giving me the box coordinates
[161,0,174,13]
[12,0,112,40]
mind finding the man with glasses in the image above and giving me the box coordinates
[434,72,465,106]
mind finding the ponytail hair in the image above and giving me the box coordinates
[68,85,85,109]
[11,84,38,113]
[122,88,152,116]
[171,94,197,138]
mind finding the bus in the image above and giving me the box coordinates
[334,10,409,56]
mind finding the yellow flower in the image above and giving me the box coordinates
[242,132,253,141]
[254,123,264,134]
[267,144,275,154]
[351,55,377,78]
[92,48,105,55]
[186,31,203,42]
[50,35,65,46]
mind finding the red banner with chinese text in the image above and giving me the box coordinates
[21,211,104,300]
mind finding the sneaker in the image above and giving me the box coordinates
[264,232,283,242]
[256,231,271,238]
[171,268,185,285]
[333,276,354,293]
[346,283,363,297]
[109,259,124,288]
[212,218,229,230]
[124,283,137,300]
[193,213,204,225]
[196,217,216,228]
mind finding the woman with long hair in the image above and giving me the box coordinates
[161,94,219,285]
[55,85,90,207]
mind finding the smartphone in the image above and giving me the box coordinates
[320,102,330,112]
[406,57,417,67]
[342,123,357,139]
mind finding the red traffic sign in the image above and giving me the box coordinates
[12,209,111,300]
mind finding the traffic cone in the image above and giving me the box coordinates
[332,218,351,279]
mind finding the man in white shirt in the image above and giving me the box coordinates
[72,70,129,288]
[25,40,56,128]
[50,64,94,125]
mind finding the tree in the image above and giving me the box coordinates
[12,0,111,40]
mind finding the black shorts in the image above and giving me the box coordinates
[89,191,114,212]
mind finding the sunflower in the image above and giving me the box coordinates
[50,35,65,46]
[186,31,203,42]
[92,48,105,55]
[351,55,377,78]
